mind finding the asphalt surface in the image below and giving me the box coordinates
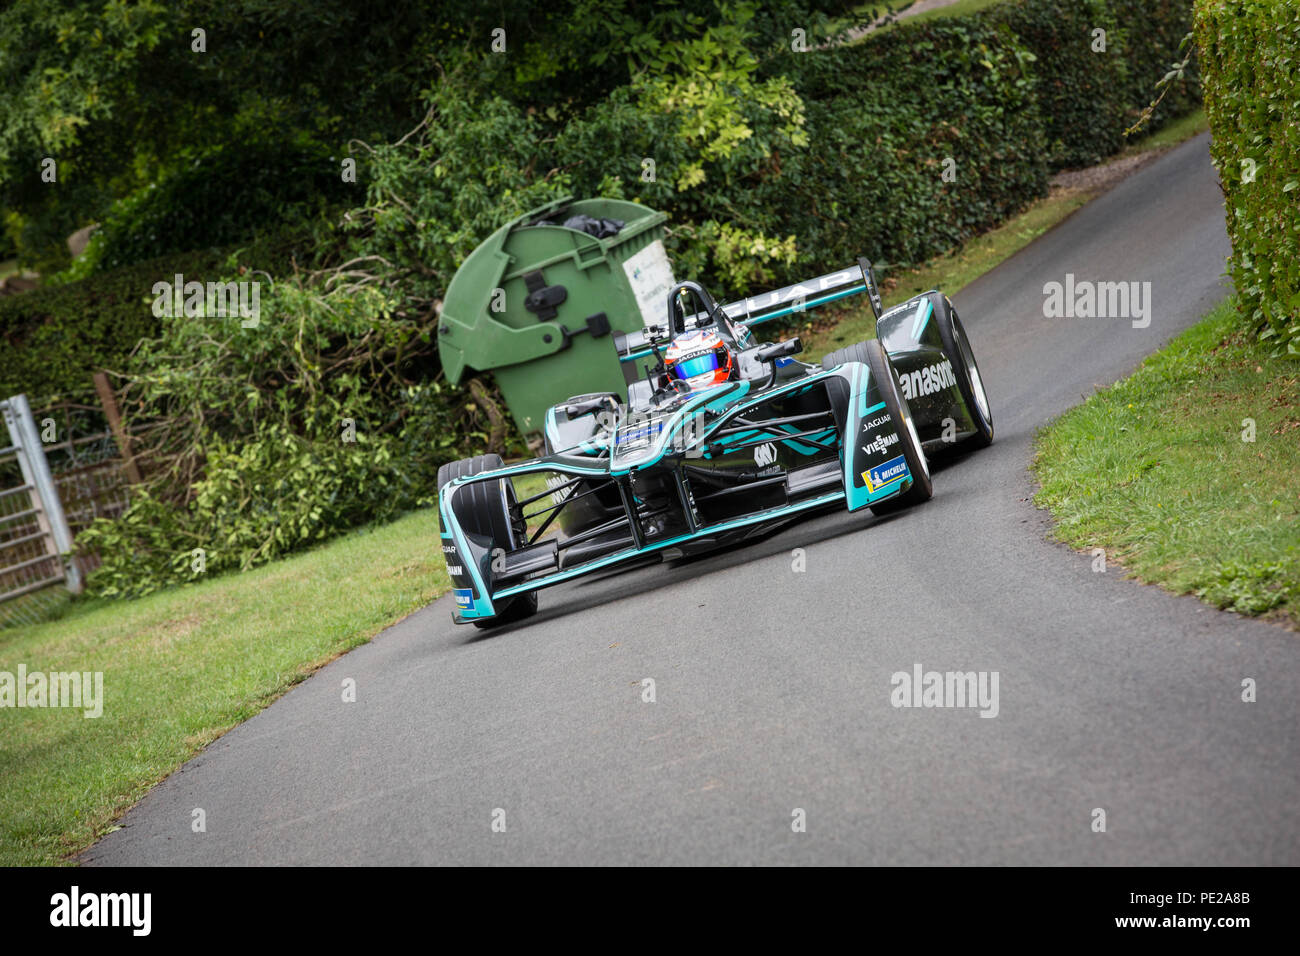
[86,133,1300,866]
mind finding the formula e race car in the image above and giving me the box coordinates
[437,258,993,627]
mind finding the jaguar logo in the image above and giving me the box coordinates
[754,442,778,467]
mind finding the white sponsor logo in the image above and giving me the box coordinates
[753,442,778,467]
[446,565,464,576]
[545,473,573,507]
[890,662,999,718]
[861,414,891,432]
[740,268,859,314]
[1042,273,1152,329]
[900,360,956,400]
[861,432,899,456]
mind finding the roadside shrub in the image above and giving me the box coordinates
[552,0,1199,296]
[68,136,350,278]
[984,0,1128,168]
[0,229,315,400]
[1109,0,1202,129]
[1194,0,1300,355]
[553,80,811,295]
[76,263,494,598]
[343,89,573,309]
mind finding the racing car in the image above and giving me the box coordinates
[437,258,993,627]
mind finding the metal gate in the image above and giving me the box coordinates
[0,393,82,603]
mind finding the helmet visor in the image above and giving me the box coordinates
[673,351,720,380]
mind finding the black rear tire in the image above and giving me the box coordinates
[436,454,538,628]
[820,339,871,372]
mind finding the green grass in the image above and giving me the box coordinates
[1033,298,1300,625]
[0,508,449,865]
[904,0,1007,25]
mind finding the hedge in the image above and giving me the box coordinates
[1195,0,1300,355]
[0,230,314,401]
[0,249,230,402]
[763,14,1048,273]
[985,0,1198,170]
[69,139,352,279]
[697,0,1199,287]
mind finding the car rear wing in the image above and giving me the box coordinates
[613,257,884,369]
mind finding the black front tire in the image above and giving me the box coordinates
[934,298,993,449]
[823,339,933,515]
[436,453,538,628]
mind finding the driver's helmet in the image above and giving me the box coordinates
[664,328,735,391]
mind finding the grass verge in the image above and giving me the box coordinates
[829,0,1008,41]
[1118,108,1208,158]
[0,508,449,865]
[1032,298,1300,626]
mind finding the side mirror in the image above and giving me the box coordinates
[755,338,803,364]
[564,395,618,418]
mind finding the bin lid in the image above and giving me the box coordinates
[437,196,667,384]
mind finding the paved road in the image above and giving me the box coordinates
[87,134,1300,866]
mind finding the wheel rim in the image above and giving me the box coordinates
[955,316,991,427]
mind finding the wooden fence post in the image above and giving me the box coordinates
[93,371,143,485]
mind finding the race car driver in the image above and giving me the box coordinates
[663,327,737,392]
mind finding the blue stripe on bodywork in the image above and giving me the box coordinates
[710,422,836,457]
